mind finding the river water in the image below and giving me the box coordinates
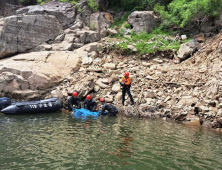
[0,112,222,170]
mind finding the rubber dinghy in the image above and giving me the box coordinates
[0,97,62,115]
[73,108,107,119]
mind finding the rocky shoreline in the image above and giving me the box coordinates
[0,1,222,130]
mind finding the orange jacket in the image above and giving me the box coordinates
[120,76,132,86]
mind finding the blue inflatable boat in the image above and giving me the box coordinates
[0,97,62,115]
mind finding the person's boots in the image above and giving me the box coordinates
[130,101,134,105]
[122,101,125,106]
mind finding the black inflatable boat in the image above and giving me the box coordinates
[0,97,62,115]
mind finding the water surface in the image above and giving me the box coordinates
[0,113,222,170]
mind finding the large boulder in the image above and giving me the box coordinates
[128,11,160,34]
[177,40,200,61]
[75,30,101,44]
[0,51,80,99]
[90,12,114,37]
[16,1,76,28]
[72,76,95,98]
[0,15,62,59]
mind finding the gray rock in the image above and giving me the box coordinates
[82,56,93,65]
[11,89,41,100]
[52,41,74,51]
[70,22,83,30]
[123,28,131,35]
[177,40,199,61]
[200,24,216,33]
[128,11,160,34]
[0,15,62,58]
[78,1,93,27]
[73,76,95,97]
[16,1,76,28]
[115,92,122,101]
[72,43,83,49]
[54,34,65,43]
[90,12,113,37]
[101,78,109,84]
[112,83,120,93]
[51,89,63,99]
[164,96,171,103]
[95,79,108,88]
[153,58,163,63]
[94,85,100,92]
[215,13,222,26]
[84,42,102,53]
[107,28,117,35]
[143,91,157,98]
[103,63,116,70]
[177,96,198,107]
[218,41,222,49]
[75,30,100,44]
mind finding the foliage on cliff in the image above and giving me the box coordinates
[19,0,96,7]
[154,0,222,28]
[109,0,173,11]
[109,0,222,28]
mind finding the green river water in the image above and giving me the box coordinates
[1,112,222,170]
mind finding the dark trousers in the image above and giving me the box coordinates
[87,104,97,112]
[122,88,134,105]
[109,110,118,116]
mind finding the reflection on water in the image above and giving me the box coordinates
[0,113,222,170]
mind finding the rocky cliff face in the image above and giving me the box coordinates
[0,15,63,58]
[0,1,114,58]
[16,1,76,28]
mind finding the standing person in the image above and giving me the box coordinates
[68,92,81,111]
[99,98,118,116]
[83,94,97,111]
[120,72,134,105]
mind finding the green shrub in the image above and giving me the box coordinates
[109,0,173,11]
[112,28,184,55]
[58,0,78,4]
[88,0,98,12]
[59,0,69,2]
[76,4,82,12]
[37,0,50,4]
[111,12,131,28]
[124,23,131,29]
[154,0,222,28]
